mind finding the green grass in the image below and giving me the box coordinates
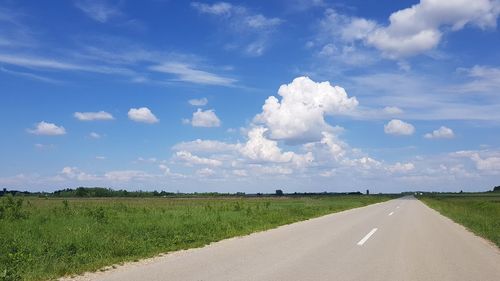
[0,195,392,281]
[419,194,500,247]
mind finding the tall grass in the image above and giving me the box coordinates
[419,194,500,247]
[0,195,392,281]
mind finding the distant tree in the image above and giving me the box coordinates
[275,189,284,196]
[493,186,500,192]
[366,189,370,195]
[75,187,87,197]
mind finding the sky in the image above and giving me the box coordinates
[1,0,500,193]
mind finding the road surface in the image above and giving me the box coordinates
[66,196,500,281]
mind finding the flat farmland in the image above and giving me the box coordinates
[0,195,392,280]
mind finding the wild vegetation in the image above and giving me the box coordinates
[0,194,392,281]
[419,193,500,247]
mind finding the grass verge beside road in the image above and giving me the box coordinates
[0,195,392,281]
[419,194,500,247]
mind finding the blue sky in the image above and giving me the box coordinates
[1,0,500,193]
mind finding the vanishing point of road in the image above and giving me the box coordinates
[66,196,500,281]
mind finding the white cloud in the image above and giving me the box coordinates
[196,167,216,177]
[172,139,239,153]
[191,2,233,16]
[0,53,134,76]
[365,0,500,58]
[89,132,101,139]
[240,127,314,167]
[254,76,358,143]
[75,0,121,23]
[158,164,186,178]
[471,154,500,171]
[128,107,159,124]
[150,62,236,86]
[191,108,221,127]
[387,162,415,173]
[343,157,382,170]
[240,127,295,163]
[176,151,222,166]
[454,150,500,172]
[384,119,415,136]
[104,170,152,182]
[424,126,455,139]
[34,143,54,150]
[315,1,500,60]
[61,166,98,181]
[95,156,106,160]
[319,131,347,160]
[233,169,248,177]
[455,65,500,94]
[136,157,158,163]
[74,111,114,121]
[245,14,282,29]
[188,97,208,106]
[28,121,66,136]
[0,66,61,84]
[383,106,403,115]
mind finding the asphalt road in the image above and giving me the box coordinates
[67,196,500,281]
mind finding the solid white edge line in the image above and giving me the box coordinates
[357,228,378,246]
[389,212,394,216]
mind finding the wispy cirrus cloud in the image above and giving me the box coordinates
[74,0,122,23]
[74,111,114,121]
[150,62,236,86]
[0,66,61,83]
[0,5,236,87]
[191,2,283,56]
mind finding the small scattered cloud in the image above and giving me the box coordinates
[128,107,159,124]
[191,2,232,16]
[384,119,415,136]
[424,126,455,139]
[387,162,415,173]
[188,97,208,106]
[383,106,403,115]
[190,108,221,127]
[89,132,101,139]
[34,143,54,150]
[28,121,66,136]
[74,111,114,121]
[95,156,106,160]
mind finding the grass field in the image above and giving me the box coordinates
[419,193,500,247]
[0,195,392,281]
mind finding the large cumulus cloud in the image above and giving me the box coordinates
[254,76,358,143]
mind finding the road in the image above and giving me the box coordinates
[67,196,500,281]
